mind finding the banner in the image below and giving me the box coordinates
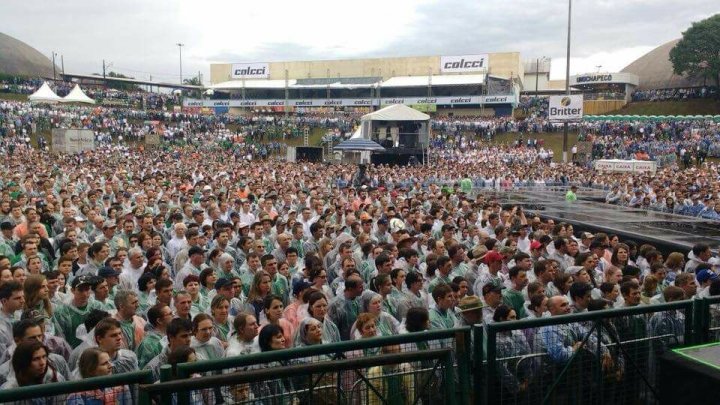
[440,54,489,73]
[183,95,515,108]
[51,129,95,154]
[231,62,270,79]
[549,95,584,122]
[594,159,657,173]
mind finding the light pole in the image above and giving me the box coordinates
[176,43,184,85]
[562,0,572,163]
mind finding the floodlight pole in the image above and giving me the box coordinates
[177,43,184,85]
[562,0,572,163]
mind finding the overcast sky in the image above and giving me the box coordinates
[1,0,717,84]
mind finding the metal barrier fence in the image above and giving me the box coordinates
[4,298,720,404]
[0,370,153,404]
[480,300,694,405]
[143,348,456,405]
[166,328,471,405]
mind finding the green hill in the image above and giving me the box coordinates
[609,99,720,116]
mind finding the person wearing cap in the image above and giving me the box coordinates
[578,232,594,254]
[175,246,208,291]
[53,275,104,348]
[214,277,246,317]
[94,220,126,257]
[473,251,506,298]
[456,295,484,327]
[695,266,719,298]
[481,283,504,325]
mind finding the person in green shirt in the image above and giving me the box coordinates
[137,303,173,368]
[502,266,529,319]
[53,276,104,348]
[460,176,473,194]
[429,284,458,330]
[565,185,578,202]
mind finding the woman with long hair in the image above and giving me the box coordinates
[24,274,52,320]
[308,267,333,298]
[248,324,294,401]
[2,341,63,389]
[611,243,631,271]
[210,295,234,343]
[258,294,294,348]
[247,271,272,322]
[67,348,132,404]
[307,291,341,343]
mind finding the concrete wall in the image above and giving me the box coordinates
[211,53,523,85]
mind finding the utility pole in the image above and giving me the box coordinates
[61,55,65,77]
[176,43,184,85]
[51,52,57,81]
[103,59,106,80]
[535,58,540,94]
[562,0,572,163]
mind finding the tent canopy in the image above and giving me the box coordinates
[28,82,62,103]
[62,84,95,104]
[361,104,430,122]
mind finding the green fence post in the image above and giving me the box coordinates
[688,299,700,345]
[138,371,154,405]
[472,325,484,405]
[485,326,497,405]
[159,365,174,405]
[444,350,458,405]
[456,329,471,404]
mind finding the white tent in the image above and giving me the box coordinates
[361,104,431,122]
[28,82,62,103]
[62,84,95,104]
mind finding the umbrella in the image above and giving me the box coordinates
[334,138,386,152]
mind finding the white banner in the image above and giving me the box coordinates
[549,95,584,122]
[51,129,95,154]
[183,95,514,108]
[440,54,489,73]
[231,62,270,79]
[594,159,657,173]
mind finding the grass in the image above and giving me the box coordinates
[0,93,29,102]
[608,99,720,116]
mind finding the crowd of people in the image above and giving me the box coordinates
[631,86,719,102]
[0,124,715,401]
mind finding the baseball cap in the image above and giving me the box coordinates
[457,296,484,313]
[530,240,543,250]
[482,282,505,295]
[697,269,719,284]
[214,277,233,290]
[566,266,584,276]
[102,220,116,229]
[292,279,312,296]
[189,246,206,257]
[71,275,95,289]
[377,218,389,226]
[238,222,249,229]
[191,209,204,216]
[98,266,121,278]
[581,232,595,239]
[483,251,504,265]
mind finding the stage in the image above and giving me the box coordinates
[659,343,720,404]
[476,188,720,255]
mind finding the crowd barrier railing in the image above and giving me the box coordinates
[3,299,720,403]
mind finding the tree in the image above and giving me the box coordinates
[669,14,720,90]
[183,75,202,86]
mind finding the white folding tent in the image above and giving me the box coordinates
[28,82,62,103]
[62,84,95,104]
